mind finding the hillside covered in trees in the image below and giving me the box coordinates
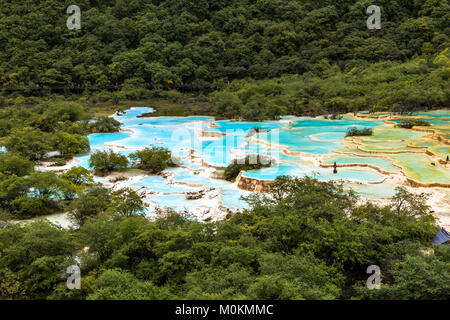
[0,0,449,301]
[1,1,448,91]
[1,177,448,300]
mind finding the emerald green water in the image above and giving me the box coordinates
[323,155,401,173]
[388,154,449,184]
[64,108,449,213]
[362,127,426,141]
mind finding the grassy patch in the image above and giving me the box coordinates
[138,99,213,117]
[88,98,213,118]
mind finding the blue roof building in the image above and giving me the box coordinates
[431,228,450,245]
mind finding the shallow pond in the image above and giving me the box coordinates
[71,108,449,214]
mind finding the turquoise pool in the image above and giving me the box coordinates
[67,107,449,214]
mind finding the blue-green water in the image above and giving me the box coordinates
[242,162,385,183]
[69,108,449,214]
[323,156,401,173]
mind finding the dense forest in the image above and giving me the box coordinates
[0,0,449,119]
[0,0,449,300]
[1,103,446,299]
[0,177,448,300]
[0,101,447,299]
[1,0,449,88]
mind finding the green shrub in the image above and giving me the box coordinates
[52,131,90,157]
[129,146,176,174]
[88,117,122,133]
[89,150,129,175]
[397,119,430,129]
[69,186,111,227]
[111,188,145,217]
[328,114,343,120]
[345,127,373,137]
[0,153,34,177]
[224,155,272,181]
[4,127,52,160]
[60,167,94,185]
[246,127,270,137]
[11,197,50,217]
[49,158,67,166]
